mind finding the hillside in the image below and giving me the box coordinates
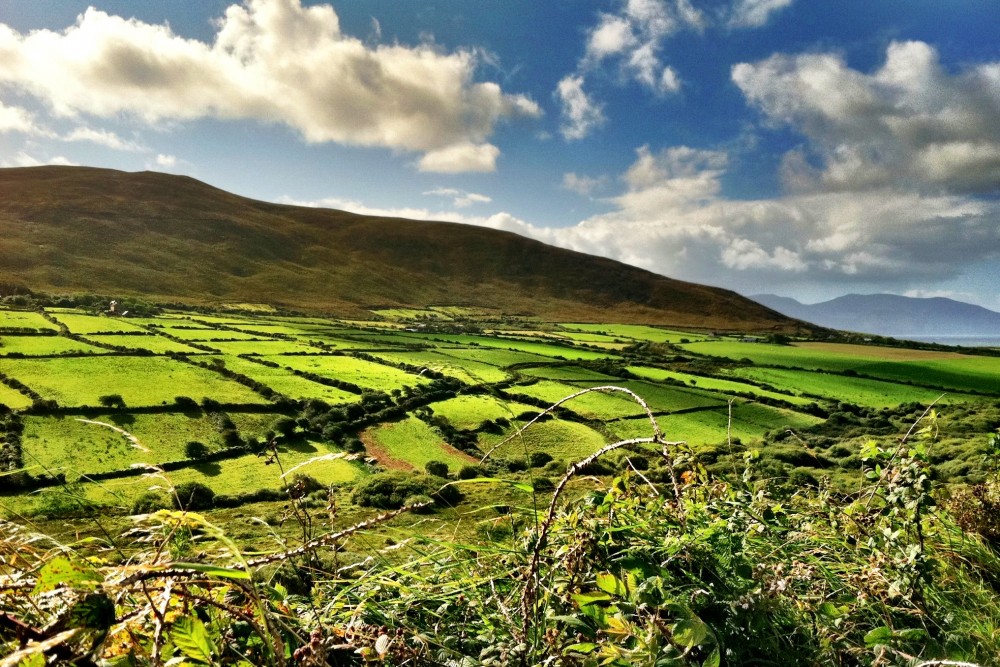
[0,166,799,329]
[752,293,1000,338]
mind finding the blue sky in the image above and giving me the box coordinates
[1,1,999,308]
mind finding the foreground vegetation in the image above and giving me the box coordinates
[3,400,1000,666]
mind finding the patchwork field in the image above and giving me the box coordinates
[0,335,108,356]
[2,306,996,521]
[0,356,269,407]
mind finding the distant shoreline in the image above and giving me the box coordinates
[906,335,1000,348]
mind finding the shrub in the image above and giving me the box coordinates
[184,440,210,460]
[98,393,125,408]
[173,481,216,511]
[458,464,483,480]
[352,472,434,509]
[425,460,449,478]
[528,452,553,468]
[131,491,169,515]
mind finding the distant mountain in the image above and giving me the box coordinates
[751,293,1000,338]
[0,166,803,330]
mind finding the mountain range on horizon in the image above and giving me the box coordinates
[0,165,804,331]
[751,293,1000,339]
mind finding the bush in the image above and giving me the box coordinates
[352,472,435,510]
[131,491,169,514]
[458,464,484,480]
[184,440,210,460]
[425,460,449,478]
[98,393,125,408]
[352,472,462,509]
[173,481,216,511]
[528,452,553,468]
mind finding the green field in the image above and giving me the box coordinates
[480,419,608,462]
[730,366,983,408]
[204,356,359,404]
[50,313,147,334]
[200,339,319,355]
[0,356,269,407]
[560,323,707,343]
[0,310,58,331]
[370,350,512,384]
[0,335,108,356]
[682,340,1000,394]
[19,412,261,478]
[80,334,206,354]
[162,328,261,341]
[626,366,814,406]
[508,380,652,420]
[428,395,538,430]
[363,416,474,471]
[0,383,32,409]
[608,402,823,447]
[271,354,431,392]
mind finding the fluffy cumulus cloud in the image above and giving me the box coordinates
[733,40,1000,194]
[423,187,492,208]
[556,75,605,140]
[0,0,539,172]
[0,100,43,134]
[64,127,144,151]
[584,0,703,93]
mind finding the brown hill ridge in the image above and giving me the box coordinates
[0,166,798,329]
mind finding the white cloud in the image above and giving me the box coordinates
[727,0,794,29]
[64,127,145,151]
[423,187,492,208]
[155,154,178,167]
[581,0,701,95]
[0,0,539,172]
[417,142,501,173]
[902,289,977,302]
[733,40,1000,194]
[562,172,607,196]
[0,100,44,134]
[5,151,77,167]
[556,75,605,140]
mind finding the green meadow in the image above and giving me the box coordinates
[2,306,998,523]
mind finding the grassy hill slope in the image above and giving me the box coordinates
[0,166,798,329]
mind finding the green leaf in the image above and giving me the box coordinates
[33,557,102,594]
[563,642,599,655]
[595,572,627,597]
[817,602,843,619]
[573,591,612,607]
[171,616,216,664]
[703,647,721,667]
[734,562,753,579]
[172,562,251,581]
[863,626,894,647]
[672,618,709,648]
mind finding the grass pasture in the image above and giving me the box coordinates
[363,416,473,471]
[731,367,984,408]
[50,313,147,334]
[508,380,651,420]
[204,356,360,404]
[407,333,618,361]
[270,355,431,392]
[480,419,608,463]
[608,402,823,448]
[81,334,206,354]
[162,328,261,341]
[560,323,706,343]
[626,366,814,406]
[428,395,538,430]
[199,339,318,355]
[0,383,32,409]
[0,335,108,356]
[0,310,58,331]
[0,356,269,407]
[369,350,511,384]
[19,412,249,479]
